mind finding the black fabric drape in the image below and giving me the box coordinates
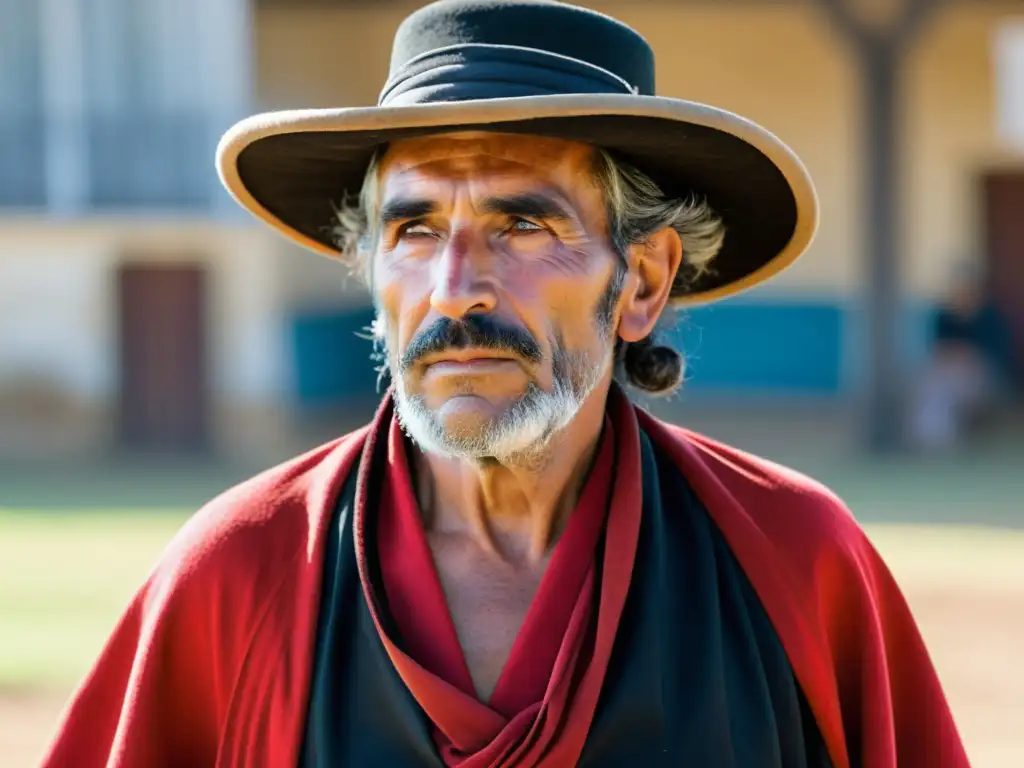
[301,430,832,767]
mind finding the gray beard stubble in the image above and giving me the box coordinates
[384,264,626,465]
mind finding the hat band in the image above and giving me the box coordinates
[378,43,638,107]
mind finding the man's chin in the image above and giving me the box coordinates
[411,377,531,418]
[395,389,541,459]
[430,395,513,439]
[434,389,509,413]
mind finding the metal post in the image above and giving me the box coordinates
[817,0,950,453]
[861,40,905,452]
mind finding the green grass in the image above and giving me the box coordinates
[3,503,1023,692]
[0,510,190,689]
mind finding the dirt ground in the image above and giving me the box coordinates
[1,689,69,767]
[898,585,1024,766]
[4,568,1022,767]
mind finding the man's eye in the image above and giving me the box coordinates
[399,221,436,238]
[508,218,545,234]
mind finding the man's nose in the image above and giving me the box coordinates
[429,230,498,319]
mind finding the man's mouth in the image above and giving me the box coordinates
[420,349,521,373]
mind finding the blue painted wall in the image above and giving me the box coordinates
[288,300,938,405]
[290,307,379,406]
[667,300,844,393]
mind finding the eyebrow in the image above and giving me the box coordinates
[378,197,437,227]
[478,192,574,221]
[376,191,575,228]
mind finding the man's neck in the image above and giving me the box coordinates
[411,387,610,566]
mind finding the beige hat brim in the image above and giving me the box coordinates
[217,93,818,307]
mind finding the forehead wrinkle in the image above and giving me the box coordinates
[380,171,590,226]
[381,151,566,189]
[378,135,600,197]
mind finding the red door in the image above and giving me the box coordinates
[118,263,209,452]
[982,172,1024,389]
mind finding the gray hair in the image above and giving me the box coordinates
[332,146,726,396]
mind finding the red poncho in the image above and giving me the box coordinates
[42,394,968,768]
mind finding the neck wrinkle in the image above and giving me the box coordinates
[411,387,610,564]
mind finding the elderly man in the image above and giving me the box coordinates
[45,2,966,767]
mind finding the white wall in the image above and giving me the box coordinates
[0,219,289,456]
[0,243,113,397]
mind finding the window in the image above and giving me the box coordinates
[0,0,250,213]
[0,0,46,207]
[82,0,212,208]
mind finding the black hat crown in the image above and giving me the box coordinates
[380,0,656,107]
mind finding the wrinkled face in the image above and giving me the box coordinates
[370,132,625,462]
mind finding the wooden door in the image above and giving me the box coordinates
[982,172,1024,389]
[118,263,209,452]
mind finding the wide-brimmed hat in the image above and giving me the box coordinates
[217,0,818,306]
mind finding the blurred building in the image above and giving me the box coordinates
[1,0,1022,459]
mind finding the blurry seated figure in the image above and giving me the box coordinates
[910,267,1011,451]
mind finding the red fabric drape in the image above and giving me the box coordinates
[40,389,970,768]
[377,416,616,764]
[355,402,643,767]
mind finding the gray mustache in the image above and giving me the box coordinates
[399,315,543,371]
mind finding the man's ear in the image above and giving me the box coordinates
[617,228,683,343]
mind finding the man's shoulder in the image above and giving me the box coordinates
[144,426,369,614]
[644,413,890,648]
[641,412,867,561]
[637,417,966,765]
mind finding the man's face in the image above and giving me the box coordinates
[370,132,625,461]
